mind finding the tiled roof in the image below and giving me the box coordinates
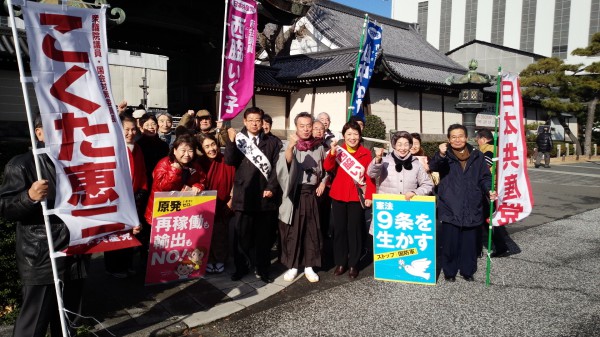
[268,1,468,87]
[273,48,356,81]
[255,65,298,91]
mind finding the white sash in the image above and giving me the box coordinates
[335,146,365,185]
[235,132,271,179]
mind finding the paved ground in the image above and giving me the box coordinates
[1,156,598,337]
[189,207,600,337]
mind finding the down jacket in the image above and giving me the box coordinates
[144,156,206,224]
[429,144,491,228]
[536,132,553,152]
[367,154,434,196]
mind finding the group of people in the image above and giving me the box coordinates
[0,103,512,336]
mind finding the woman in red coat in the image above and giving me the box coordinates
[197,134,235,274]
[144,134,206,225]
[323,121,375,279]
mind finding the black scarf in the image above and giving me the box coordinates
[391,152,413,172]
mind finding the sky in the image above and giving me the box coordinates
[331,0,392,18]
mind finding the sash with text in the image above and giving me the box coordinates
[22,1,140,254]
[334,146,365,185]
[491,73,534,226]
[221,0,257,121]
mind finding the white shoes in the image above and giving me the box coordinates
[304,267,319,283]
[283,268,298,281]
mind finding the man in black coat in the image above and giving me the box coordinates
[225,107,282,283]
[535,126,553,168]
[0,115,88,337]
[429,124,495,282]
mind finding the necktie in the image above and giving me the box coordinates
[253,136,258,147]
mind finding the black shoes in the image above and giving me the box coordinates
[258,273,273,283]
[231,271,247,281]
[490,249,510,258]
[444,275,456,282]
[462,275,475,282]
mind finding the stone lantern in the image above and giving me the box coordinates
[445,60,495,142]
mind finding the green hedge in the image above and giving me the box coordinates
[0,141,30,325]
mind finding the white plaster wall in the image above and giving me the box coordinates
[313,86,347,134]
[369,88,396,132]
[427,0,442,49]
[450,0,466,50]
[443,96,463,131]
[108,65,168,109]
[533,0,555,56]
[421,93,444,134]
[391,0,419,22]
[567,0,592,59]
[255,95,286,132]
[396,91,420,132]
[504,0,523,49]
[476,0,494,42]
[289,88,314,132]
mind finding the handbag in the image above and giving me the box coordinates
[354,181,367,209]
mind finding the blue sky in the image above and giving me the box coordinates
[331,0,392,18]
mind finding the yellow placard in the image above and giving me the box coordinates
[153,196,215,217]
[373,248,418,261]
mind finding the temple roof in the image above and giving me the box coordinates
[269,0,467,88]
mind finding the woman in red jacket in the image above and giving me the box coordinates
[323,121,375,279]
[197,134,235,274]
[144,134,206,225]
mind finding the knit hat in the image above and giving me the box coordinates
[132,109,147,119]
[196,109,211,119]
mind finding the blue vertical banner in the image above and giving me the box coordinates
[372,194,437,285]
[350,21,382,122]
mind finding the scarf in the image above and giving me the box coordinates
[296,136,321,151]
[391,152,413,172]
[451,147,470,171]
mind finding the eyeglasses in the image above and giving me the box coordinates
[196,117,210,121]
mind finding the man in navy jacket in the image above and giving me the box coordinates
[429,124,495,282]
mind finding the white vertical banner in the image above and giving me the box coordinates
[491,73,534,226]
[21,1,140,254]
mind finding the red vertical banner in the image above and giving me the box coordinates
[220,0,257,121]
[21,1,140,254]
[145,192,216,285]
[492,74,534,226]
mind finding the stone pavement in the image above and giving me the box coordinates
[78,253,302,337]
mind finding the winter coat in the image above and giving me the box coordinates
[367,154,434,196]
[224,129,282,212]
[323,143,376,202]
[144,156,206,224]
[137,134,170,188]
[429,144,492,228]
[0,149,70,285]
[536,132,553,152]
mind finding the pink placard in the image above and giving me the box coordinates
[145,192,216,285]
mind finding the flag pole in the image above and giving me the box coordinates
[485,66,502,287]
[347,14,368,122]
[217,0,230,121]
[7,0,69,335]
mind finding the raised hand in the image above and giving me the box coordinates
[439,143,448,157]
[227,127,237,142]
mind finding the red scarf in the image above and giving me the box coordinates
[296,136,321,151]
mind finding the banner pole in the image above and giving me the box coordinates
[7,0,69,335]
[485,66,502,287]
[217,0,230,121]
[347,14,368,122]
